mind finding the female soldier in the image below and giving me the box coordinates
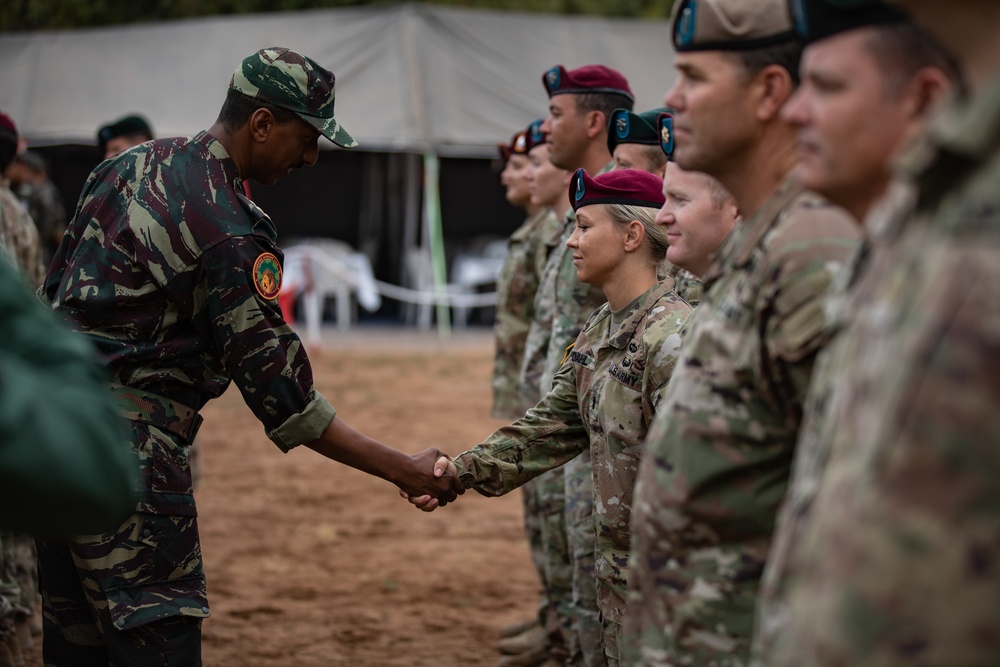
[407,169,693,666]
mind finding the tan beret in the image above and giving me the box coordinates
[671,0,796,52]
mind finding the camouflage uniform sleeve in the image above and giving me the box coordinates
[454,357,588,496]
[759,198,859,414]
[164,236,335,451]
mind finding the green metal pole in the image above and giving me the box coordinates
[423,151,451,336]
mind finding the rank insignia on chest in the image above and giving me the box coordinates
[253,252,282,301]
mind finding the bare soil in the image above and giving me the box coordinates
[27,328,540,667]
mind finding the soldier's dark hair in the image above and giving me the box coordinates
[863,22,962,96]
[0,128,17,172]
[730,39,805,87]
[573,92,636,123]
[216,89,299,133]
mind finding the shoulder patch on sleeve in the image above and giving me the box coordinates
[253,252,282,300]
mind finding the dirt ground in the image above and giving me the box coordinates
[27,328,541,666]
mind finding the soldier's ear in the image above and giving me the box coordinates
[247,108,275,143]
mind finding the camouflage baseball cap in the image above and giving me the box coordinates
[231,47,357,149]
[607,107,669,154]
[671,0,796,51]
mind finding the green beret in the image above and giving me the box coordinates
[672,0,796,52]
[607,107,669,154]
[790,0,908,44]
[658,113,675,160]
[97,114,153,148]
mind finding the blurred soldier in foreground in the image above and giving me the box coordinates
[760,0,1000,663]
[0,111,137,667]
[751,1,959,663]
[624,0,859,663]
[0,111,48,664]
[38,48,460,665]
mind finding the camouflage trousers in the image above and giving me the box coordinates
[36,387,210,665]
[620,542,757,667]
[564,450,603,667]
[601,613,623,667]
[0,531,36,619]
[523,467,574,656]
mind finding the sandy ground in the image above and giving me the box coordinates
[27,327,541,666]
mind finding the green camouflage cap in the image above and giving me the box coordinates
[231,47,357,149]
[672,0,796,52]
[607,107,670,154]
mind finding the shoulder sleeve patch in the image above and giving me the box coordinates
[253,252,282,300]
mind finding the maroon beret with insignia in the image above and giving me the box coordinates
[570,168,665,211]
[498,128,530,163]
[525,118,547,152]
[542,64,634,102]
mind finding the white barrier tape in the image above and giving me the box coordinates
[285,247,498,308]
[372,280,499,307]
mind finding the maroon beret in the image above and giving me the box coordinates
[525,118,546,152]
[570,168,665,211]
[542,65,634,102]
[0,111,17,138]
[498,128,529,163]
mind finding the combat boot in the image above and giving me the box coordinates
[498,623,546,655]
[497,642,550,667]
[499,617,538,639]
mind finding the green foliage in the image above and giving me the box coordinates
[0,0,675,32]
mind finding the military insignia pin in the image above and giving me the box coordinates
[514,133,527,152]
[676,0,697,47]
[545,67,561,93]
[574,171,586,201]
[253,252,282,301]
[616,113,629,139]
[659,113,675,159]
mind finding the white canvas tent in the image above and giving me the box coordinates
[0,3,676,154]
[0,4,678,331]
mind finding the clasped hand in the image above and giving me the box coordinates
[399,455,459,512]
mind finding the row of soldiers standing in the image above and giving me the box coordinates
[484,0,996,665]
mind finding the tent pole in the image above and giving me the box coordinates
[422,151,450,337]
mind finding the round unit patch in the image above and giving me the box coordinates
[253,252,282,300]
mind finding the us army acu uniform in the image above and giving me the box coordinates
[518,64,634,665]
[36,48,356,664]
[458,279,690,665]
[625,173,857,665]
[493,204,561,420]
[760,24,1000,667]
[622,7,860,662]
[748,2,910,663]
[460,169,686,667]
[493,121,562,422]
